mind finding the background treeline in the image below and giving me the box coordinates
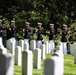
[0,0,76,42]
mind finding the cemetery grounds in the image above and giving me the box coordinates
[14,53,76,75]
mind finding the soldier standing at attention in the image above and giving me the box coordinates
[49,24,55,53]
[6,23,13,49]
[6,20,16,49]
[24,22,30,49]
[61,24,67,54]
[10,20,16,43]
[36,22,43,48]
[0,20,3,46]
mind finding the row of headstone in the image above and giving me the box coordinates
[13,41,76,75]
[44,46,64,75]
[59,42,76,55]
[1,38,76,74]
[7,39,51,53]
[7,40,52,62]
[2,39,65,75]
[57,42,67,54]
[7,40,46,69]
[64,43,76,65]
[0,46,64,75]
[58,42,76,56]
[0,37,71,55]
[7,39,36,51]
[15,46,45,74]
[22,47,45,75]
[0,47,41,75]
[7,39,58,75]
[0,41,65,75]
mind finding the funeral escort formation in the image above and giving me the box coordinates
[0,19,67,54]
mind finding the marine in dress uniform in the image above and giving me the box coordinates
[36,22,43,48]
[6,20,16,49]
[6,27,12,40]
[10,20,16,43]
[6,26,14,49]
[61,24,67,54]
[24,22,30,48]
[49,24,55,53]
[0,20,3,46]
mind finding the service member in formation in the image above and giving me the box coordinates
[61,24,67,54]
[10,20,16,43]
[36,22,43,48]
[6,20,16,49]
[24,22,31,44]
[6,23,13,49]
[6,26,12,40]
[49,24,55,53]
[0,20,3,46]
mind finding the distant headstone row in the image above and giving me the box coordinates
[6,39,68,54]
[0,39,76,75]
[0,41,46,75]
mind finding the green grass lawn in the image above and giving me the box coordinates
[14,54,76,75]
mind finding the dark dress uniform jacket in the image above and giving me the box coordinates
[6,28,12,40]
[10,26,16,38]
[24,26,30,39]
[37,28,43,40]
[49,29,54,40]
[61,30,67,42]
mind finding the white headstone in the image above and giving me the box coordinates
[22,50,32,75]
[0,53,14,75]
[0,37,3,46]
[15,46,21,66]
[40,44,45,59]
[36,41,42,48]
[48,42,51,53]
[0,47,7,54]
[45,41,49,54]
[70,43,76,56]
[44,55,64,75]
[53,46,64,74]
[74,48,76,64]
[55,46,63,56]
[16,41,18,46]
[57,42,62,50]
[24,43,29,50]
[30,40,36,51]
[6,39,12,50]
[19,40,24,51]
[10,42,15,56]
[33,48,41,69]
